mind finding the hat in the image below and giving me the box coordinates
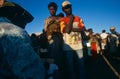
[110,26,115,30]
[62,1,71,8]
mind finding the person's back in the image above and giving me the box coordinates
[109,27,119,53]
[0,22,45,79]
[100,30,108,39]
[100,30,108,54]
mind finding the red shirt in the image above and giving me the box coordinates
[60,16,84,33]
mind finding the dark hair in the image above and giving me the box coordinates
[102,30,106,33]
[88,28,93,31]
[57,12,64,17]
[48,2,58,11]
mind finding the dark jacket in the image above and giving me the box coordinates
[0,22,45,79]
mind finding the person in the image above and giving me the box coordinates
[0,18,45,79]
[44,2,59,32]
[108,26,119,58]
[85,28,94,54]
[109,26,119,37]
[100,29,108,39]
[39,29,48,55]
[90,33,101,60]
[100,29,108,55]
[30,33,40,54]
[43,2,68,79]
[0,0,34,29]
[60,1,86,79]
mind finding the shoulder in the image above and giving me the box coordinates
[74,16,80,18]
[0,23,28,38]
[74,16,81,20]
[60,17,69,22]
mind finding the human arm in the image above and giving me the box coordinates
[64,14,74,34]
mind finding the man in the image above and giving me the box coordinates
[44,2,58,32]
[60,1,86,79]
[108,26,119,57]
[43,2,68,79]
[110,26,119,35]
[100,29,108,55]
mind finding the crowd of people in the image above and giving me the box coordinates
[85,27,120,59]
[30,1,120,79]
[0,0,120,79]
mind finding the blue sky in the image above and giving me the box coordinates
[9,0,120,34]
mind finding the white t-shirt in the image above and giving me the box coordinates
[100,33,108,39]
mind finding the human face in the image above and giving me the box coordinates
[0,0,4,7]
[49,6,56,16]
[63,5,72,16]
